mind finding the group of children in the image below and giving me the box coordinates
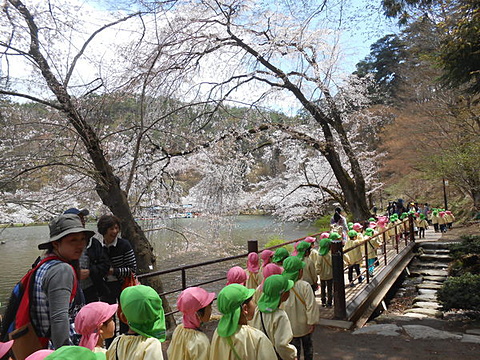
[3,212,438,360]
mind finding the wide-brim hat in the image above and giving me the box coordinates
[258,274,294,313]
[217,284,255,338]
[0,340,13,358]
[38,214,95,250]
[120,285,166,341]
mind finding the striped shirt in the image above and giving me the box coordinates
[105,237,137,281]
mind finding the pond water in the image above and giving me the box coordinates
[0,215,320,314]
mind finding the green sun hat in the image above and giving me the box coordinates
[295,241,311,259]
[282,256,305,282]
[272,247,289,263]
[120,285,166,341]
[45,346,105,360]
[365,228,375,237]
[319,237,333,256]
[217,284,255,338]
[347,230,358,239]
[348,222,354,230]
[258,274,294,313]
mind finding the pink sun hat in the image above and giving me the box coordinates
[74,301,118,350]
[0,340,13,358]
[177,287,216,329]
[25,349,55,360]
[319,232,330,239]
[226,266,247,286]
[247,252,260,273]
[353,223,363,231]
[260,263,283,290]
[260,249,274,265]
[291,240,301,256]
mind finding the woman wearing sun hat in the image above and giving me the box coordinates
[251,275,297,360]
[167,287,215,360]
[21,214,95,352]
[209,284,276,360]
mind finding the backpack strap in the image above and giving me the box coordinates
[15,256,77,329]
[291,287,307,308]
[226,336,243,360]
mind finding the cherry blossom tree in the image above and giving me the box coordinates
[134,0,385,220]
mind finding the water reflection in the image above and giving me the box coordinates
[0,215,319,313]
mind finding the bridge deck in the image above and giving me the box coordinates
[315,228,443,322]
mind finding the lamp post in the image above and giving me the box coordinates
[442,178,448,210]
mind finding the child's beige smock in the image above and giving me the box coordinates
[167,324,210,360]
[280,280,319,337]
[106,334,164,360]
[209,325,277,360]
[251,308,297,360]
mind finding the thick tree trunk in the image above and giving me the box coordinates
[10,0,174,329]
[472,189,480,214]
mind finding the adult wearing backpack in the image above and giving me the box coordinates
[2,214,95,358]
[33,214,94,349]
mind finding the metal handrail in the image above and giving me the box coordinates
[138,231,323,317]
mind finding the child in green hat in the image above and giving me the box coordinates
[364,228,381,276]
[281,256,319,360]
[272,247,290,267]
[344,230,364,287]
[316,234,336,307]
[210,284,276,360]
[251,275,297,360]
[45,346,105,360]
[106,285,166,360]
[295,241,318,293]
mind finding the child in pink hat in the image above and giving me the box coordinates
[74,301,118,353]
[0,340,13,359]
[25,349,54,360]
[252,263,283,305]
[245,252,260,289]
[167,287,215,360]
[226,266,247,286]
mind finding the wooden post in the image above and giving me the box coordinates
[248,239,258,253]
[409,215,415,242]
[331,239,346,319]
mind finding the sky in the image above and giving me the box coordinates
[0,0,399,109]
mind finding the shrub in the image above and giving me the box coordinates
[437,273,480,311]
[449,235,480,260]
[264,238,294,253]
[313,215,331,232]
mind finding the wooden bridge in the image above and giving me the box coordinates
[139,216,443,329]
